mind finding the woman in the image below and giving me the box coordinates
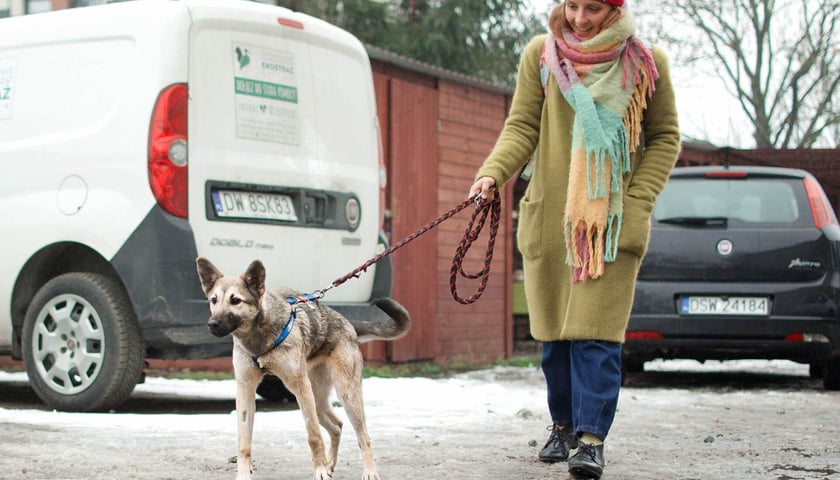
[468,0,680,478]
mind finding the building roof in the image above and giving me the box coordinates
[364,43,514,96]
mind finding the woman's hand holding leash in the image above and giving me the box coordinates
[469,176,496,205]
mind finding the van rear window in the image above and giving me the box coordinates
[653,178,808,227]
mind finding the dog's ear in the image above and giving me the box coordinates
[243,260,266,300]
[196,257,223,295]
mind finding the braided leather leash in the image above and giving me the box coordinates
[320,194,502,305]
[449,194,502,304]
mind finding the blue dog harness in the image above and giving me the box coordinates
[251,293,320,368]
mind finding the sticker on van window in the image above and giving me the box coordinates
[0,58,15,121]
[232,44,299,145]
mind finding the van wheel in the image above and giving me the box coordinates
[824,353,840,391]
[256,375,296,403]
[22,273,145,411]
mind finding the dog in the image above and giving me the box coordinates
[195,257,411,480]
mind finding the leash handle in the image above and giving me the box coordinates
[327,193,501,305]
[449,195,501,304]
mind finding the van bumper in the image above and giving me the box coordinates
[111,207,394,359]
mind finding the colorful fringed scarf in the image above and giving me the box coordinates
[540,7,658,282]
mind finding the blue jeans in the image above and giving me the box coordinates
[541,340,622,441]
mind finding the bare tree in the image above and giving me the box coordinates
[636,0,839,148]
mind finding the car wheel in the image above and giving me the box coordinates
[809,363,825,379]
[623,358,645,374]
[22,273,145,411]
[256,374,296,403]
[824,352,840,391]
[620,357,644,386]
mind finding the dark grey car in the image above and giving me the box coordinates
[625,165,840,390]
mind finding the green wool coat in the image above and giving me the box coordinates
[476,35,681,343]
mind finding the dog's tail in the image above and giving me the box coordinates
[352,298,411,343]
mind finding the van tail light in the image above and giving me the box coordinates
[625,330,664,340]
[148,83,188,218]
[277,17,304,29]
[375,115,388,233]
[803,176,837,229]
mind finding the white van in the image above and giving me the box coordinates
[0,0,390,411]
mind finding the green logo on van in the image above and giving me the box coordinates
[235,46,250,70]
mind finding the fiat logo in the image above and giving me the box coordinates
[717,239,734,256]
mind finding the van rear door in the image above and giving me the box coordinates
[185,2,381,302]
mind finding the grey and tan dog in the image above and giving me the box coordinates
[196,257,410,480]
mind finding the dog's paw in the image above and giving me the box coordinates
[235,457,254,480]
[235,465,254,480]
[361,469,380,480]
[313,466,333,480]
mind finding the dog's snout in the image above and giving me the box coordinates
[207,318,222,335]
[207,314,241,337]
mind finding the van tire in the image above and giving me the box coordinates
[22,273,145,411]
[256,375,296,404]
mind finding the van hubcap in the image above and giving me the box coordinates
[31,294,105,395]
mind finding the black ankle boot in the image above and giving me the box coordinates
[568,441,605,479]
[538,424,578,463]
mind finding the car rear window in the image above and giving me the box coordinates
[653,177,809,227]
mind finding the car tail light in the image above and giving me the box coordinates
[705,171,748,179]
[148,84,188,218]
[803,177,837,229]
[625,331,664,340]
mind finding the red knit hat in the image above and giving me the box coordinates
[601,0,625,5]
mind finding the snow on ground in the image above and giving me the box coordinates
[0,359,812,432]
[1,360,837,480]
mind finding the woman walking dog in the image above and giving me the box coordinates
[468,1,680,478]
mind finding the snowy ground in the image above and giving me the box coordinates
[1,360,838,480]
